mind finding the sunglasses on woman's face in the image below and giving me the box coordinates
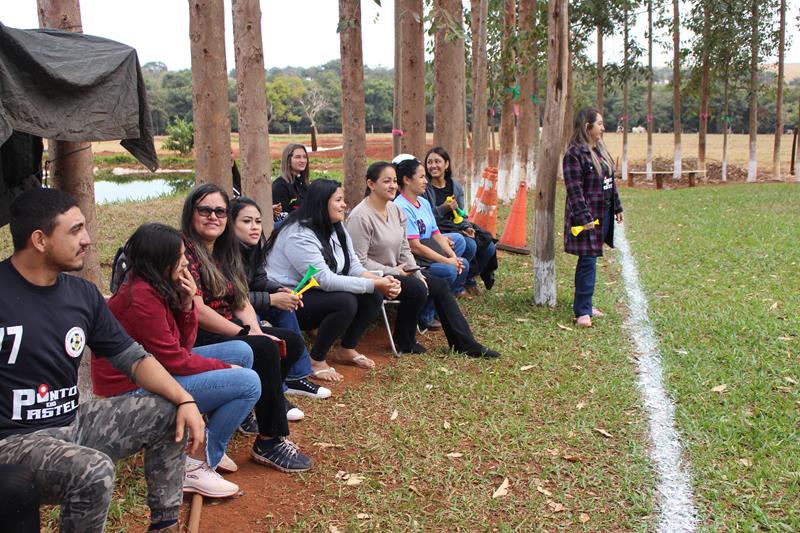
[195,205,228,219]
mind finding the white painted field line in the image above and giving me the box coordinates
[615,223,698,532]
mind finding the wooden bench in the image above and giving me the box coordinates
[625,169,707,189]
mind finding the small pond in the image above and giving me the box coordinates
[94,171,194,204]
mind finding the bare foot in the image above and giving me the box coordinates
[311,361,343,382]
[329,348,375,369]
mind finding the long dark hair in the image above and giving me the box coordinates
[394,158,423,191]
[265,179,351,274]
[230,196,267,265]
[123,223,184,311]
[181,183,248,309]
[424,146,453,181]
[364,161,394,196]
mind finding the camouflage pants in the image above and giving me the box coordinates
[0,395,185,533]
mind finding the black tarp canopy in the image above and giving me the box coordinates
[0,22,158,226]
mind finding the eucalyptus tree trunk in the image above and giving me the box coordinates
[37,0,100,288]
[697,2,710,179]
[622,5,630,187]
[470,0,489,201]
[339,0,367,208]
[393,0,402,157]
[747,0,758,182]
[773,0,785,180]
[646,0,654,184]
[497,0,517,203]
[398,0,426,159]
[433,0,467,187]
[722,76,730,182]
[232,0,271,226]
[672,0,682,181]
[533,0,568,307]
[189,0,232,190]
[596,23,604,115]
[517,0,539,188]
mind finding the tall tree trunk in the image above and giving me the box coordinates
[310,124,319,152]
[722,76,730,182]
[623,5,630,187]
[773,0,785,180]
[596,23,604,115]
[796,98,800,182]
[517,0,539,188]
[398,0,426,159]
[497,0,517,203]
[339,0,367,209]
[747,0,758,182]
[533,0,568,307]
[672,0,682,181]
[433,0,467,187]
[232,0,271,229]
[698,2,710,177]
[189,0,232,190]
[646,0,655,184]
[37,0,101,289]
[392,0,403,157]
[470,0,489,202]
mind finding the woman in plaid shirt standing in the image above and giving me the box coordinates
[562,107,624,328]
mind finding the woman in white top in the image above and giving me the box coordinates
[265,179,401,381]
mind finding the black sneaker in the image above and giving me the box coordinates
[238,410,258,435]
[251,437,313,472]
[419,319,442,331]
[285,378,332,399]
[397,341,427,355]
[465,345,501,358]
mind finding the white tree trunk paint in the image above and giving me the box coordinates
[532,258,555,306]
[721,132,728,182]
[622,141,629,184]
[646,143,653,181]
[526,158,537,189]
[498,155,512,203]
[796,141,800,182]
[748,139,757,182]
[673,143,681,180]
[615,223,698,532]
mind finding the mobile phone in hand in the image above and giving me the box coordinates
[402,265,421,273]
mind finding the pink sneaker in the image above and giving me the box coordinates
[184,457,239,498]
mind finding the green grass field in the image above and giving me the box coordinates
[1,181,797,530]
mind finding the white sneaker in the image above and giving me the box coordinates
[285,397,305,421]
[216,453,238,473]
[184,457,239,498]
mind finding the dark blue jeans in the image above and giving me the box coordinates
[573,209,612,317]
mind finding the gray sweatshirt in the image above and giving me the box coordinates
[265,222,374,294]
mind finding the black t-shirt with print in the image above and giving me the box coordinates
[0,259,134,440]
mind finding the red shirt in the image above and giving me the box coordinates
[91,276,230,397]
[184,238,237,320]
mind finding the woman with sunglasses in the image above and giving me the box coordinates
[92,223,260,497]
[229,196,332,401]
[181,184,312,472]
[347,162,500,358]
[265,179,401,382]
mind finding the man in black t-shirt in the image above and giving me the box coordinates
[0,189,205,533]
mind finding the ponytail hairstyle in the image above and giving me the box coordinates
[181,183,249,309]
[393,158,423,191]
[123,223,184,311]
[265,179,352,274]
[569,107,614,178]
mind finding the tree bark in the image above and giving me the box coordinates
[672,0,682,182]
[623,6,630,187]
[596,24,604,115]
[433,0,467,187]
[773,0,785,180]
[393,0,403,157]
[339,0,367,209]
[533,0,568,307]
[516,0,539,188]
[497,0,517,203]
[698,2,710,178]
[646,0,654,184]
[232,0,271,229]
[469,0,489,203]
[398,0,426,159]
[36,0,101,289]
[189,0,232,191]
[722,76,730,182]
[747,0,758,182]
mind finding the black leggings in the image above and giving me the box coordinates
[196,326,302,438]
[393,274,483,353]
[295,289,384,361]
[0,464,39,532]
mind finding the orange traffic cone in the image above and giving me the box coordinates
[496,182,530,254]
[469,166,498,237]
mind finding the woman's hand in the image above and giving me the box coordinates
[463,227,476,238]
[446,256,464,274]
[395,263,411,277]
[177,267,197,312]
[443,197,458,212]
[272,203,283,218]
[270,291,302,311]
[374,276,402,299]
[584,221,597,230]
[616,212,624,223]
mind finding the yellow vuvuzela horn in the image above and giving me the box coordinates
[571,219,600,237]
[295,276,319,296]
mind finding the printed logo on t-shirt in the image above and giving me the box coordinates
[64,327,86,358]
[416,219,427,236]
[11,383,79,421]
[603,175,613,191]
